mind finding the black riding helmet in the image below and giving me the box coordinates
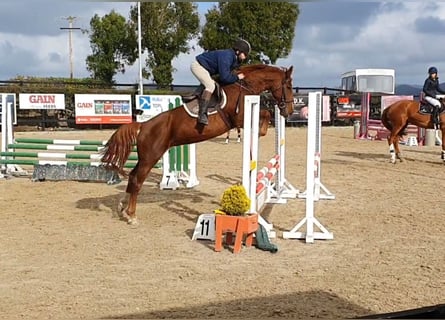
[428,66,438,74]
[233,39,251,56]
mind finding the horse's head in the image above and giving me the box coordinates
[269,66,294,118]
[241,65,295,118]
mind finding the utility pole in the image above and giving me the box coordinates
[137,2,143,95]
[60,16,81,79]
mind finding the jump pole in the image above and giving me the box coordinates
[283,91,334,243]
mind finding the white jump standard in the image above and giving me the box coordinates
[283,91,334,243]
[242,95,298,238]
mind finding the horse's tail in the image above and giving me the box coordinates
[380,106,392,131]
[101,122,141,176]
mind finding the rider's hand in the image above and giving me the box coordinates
[238,73,245,80]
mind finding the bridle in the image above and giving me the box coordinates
[270,78,294,114]
[232,69,294,119]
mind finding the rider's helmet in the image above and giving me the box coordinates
[233,39,251,56]
[428,66,438,74]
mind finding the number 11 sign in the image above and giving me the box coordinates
[191,214,216,241]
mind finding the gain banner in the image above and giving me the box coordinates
[74,94,132,124]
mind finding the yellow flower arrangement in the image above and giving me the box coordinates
[215,184,251,216]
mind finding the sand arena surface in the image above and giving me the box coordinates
[0,126,444,319]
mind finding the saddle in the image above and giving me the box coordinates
[419,99,445,115]
[181,83,227,117]
[419,99,445,129]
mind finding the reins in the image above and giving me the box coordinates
[218,67,292,130]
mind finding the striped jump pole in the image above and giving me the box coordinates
[0,158,137,168]
[7,143,137,152]
[1,137,139,182]
[0,151,138,162]
[14,138,108,146]
[255,155,281,212]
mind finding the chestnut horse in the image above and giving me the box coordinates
[101,64,295,224]
[381,99,445,164]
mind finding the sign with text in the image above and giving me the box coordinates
[288,94,331,122]
[74,94,132,124]
[135,95,182,122]
[19,93,65,110]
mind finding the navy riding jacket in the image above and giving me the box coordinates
[422,76,445,98]
[196,49,240,84]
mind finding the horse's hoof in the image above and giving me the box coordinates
[127,218,138,226]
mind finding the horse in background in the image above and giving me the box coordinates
[101,64,295,224]
[381,99,445,164]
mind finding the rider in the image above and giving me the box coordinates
[190,39,251,125]
[422,66,445,128]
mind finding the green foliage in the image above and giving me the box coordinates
[199,2,299,64]
[130,3,200,89]
[220,184,251,216]
[4,76,114,94]
[86,10,138,85]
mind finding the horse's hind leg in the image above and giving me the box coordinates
[119,159,157,225]
[388,132,402,164]
[387,122,407,164]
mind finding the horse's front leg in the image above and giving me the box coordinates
[394,137,404,162]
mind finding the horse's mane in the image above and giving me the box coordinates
[239,64,285,76]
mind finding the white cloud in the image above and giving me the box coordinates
[278,2,445,87]
[2,2,445,88]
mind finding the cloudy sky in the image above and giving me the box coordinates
[1,1,445,88]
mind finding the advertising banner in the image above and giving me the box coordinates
[288,94,331,122]
[19,93,65,110]
[75,94,132,124]
[135,95,182,122]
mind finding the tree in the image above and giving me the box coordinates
[199,3,299,65]
[130,3,200,89]
[86,10,137,85]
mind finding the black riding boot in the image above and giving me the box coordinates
[432,107,440,129]
[198,90,212,125]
